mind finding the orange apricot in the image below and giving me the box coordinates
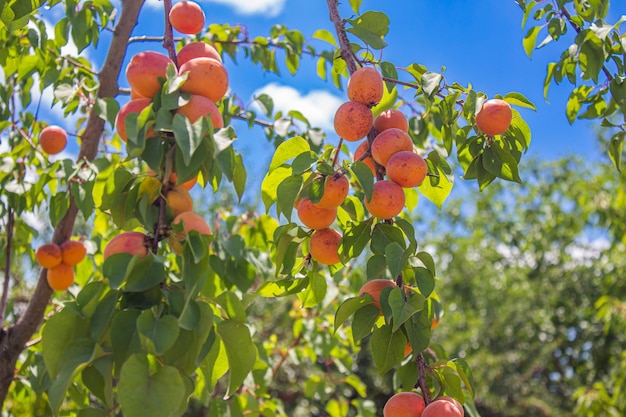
[421,398,464,417]
[347,67,384,106]
[359,279,396,310]
[475,98,512,136]
[179,57,229,103]
[103,232,149,260]
[313,174,349,209]
[130,89,145,100]
[147,167,197,190]
[334,101,373,142]
[374,109,409,133]
[386,151,428,188]
[39,125,67,155]
[383,392,425,417]
[296,198,337,230]
[46,263,75,291]
[126,51,174,98]
[436,397,463,413]
[176,94,224,129]
[354,140,377,176]
[115,98,152,142]
[309,228,342,265]
[166,185,194,217]
[60,240,86,266]
[169,1,205,35]
[177,41,221,67]
[370,128,414,166]
[364,180,405,219]
[35,243,63,269]
[170,211,212,255]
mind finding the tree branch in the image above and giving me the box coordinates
[326,0,358,75]
[162,0,178,66]
[416,353,431,405]
[0,0,146,407]
[0,208,14,325]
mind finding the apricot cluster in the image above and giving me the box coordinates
[35,240,86,291]
[383,393,464,417]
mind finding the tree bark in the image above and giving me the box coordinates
[0,0,145,407]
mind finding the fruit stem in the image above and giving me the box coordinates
[416,353,431,405]
[0,207,14,324]
[331,137,343,168]
[162,0,178,67]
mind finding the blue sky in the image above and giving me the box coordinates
[37,0,621,185]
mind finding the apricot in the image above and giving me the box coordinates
[296,198,337,230]
[166,185,194,217]
[177,42,222,67]
[60,240,86,266]
[386,151,428,188]
[39,125,67,155]
[421,398,464,417]
[103,231,149,260]
[130,89,145,100]
[169,1,205,35]
[176,94,224,129]
[359,279,396,310]
[35,243,63,269]
[347,67,384,106]
[170,211,212,255]
[179,57,229,103]
[374,109,409,133]
[126,51,174,98]
[364,180,405,219]
[436,397,463,413]
[475,98,512,136]
[115,98,152,142]
[309,228,342,265]
[313,174,349,209]
[46,263,75,291]
[334,101,373,142]
[371,128,414,166]
[147,167,198,190]
[383,392,425,417]
[354,140,376,176]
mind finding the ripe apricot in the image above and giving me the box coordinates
[179,57,229,103]
[177,42,221,67]
[148,167,198,190]
[359,279,396,310]
[386,151,427,188]
[166,185,193,217]
[169,1,205,35]
[347,67,384,106]
[475,98,512,136]
[371,128,414,166]
[60,240,86,266]
[170,211,212,255]
[35,243,63,269]
[354,140,377,176]
[436,397,463,413]
[309,228,342,265]
[313,174,349,209]
[103,232,149,260]
[115,98,152,142]
[46,263,75,291]
[374,109,409,133]
[176,94,224,129]
[130,89,145,100]
[39,125,67,155]
[383,392,425,417]
[126,51,174,98]
[421,398,464,417]
[296,198,337,230]
[364,180,405,219]
[334,101,373,142]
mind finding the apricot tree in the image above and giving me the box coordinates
[8,0,613,416]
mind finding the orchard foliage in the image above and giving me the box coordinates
[0,0,620,416]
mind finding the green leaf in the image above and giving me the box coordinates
[276,175,302,222]
[339,218,373,261]
[579,32,605,83]
[351,161,374,202]
[422,72,443,97]
[370,323,406,375]
[216,320,257,397]
[136,312,180,356]
[346,11,390,50]
[352,304,381,342]
[523,26,542,58]
[503,92,536,110]
[389,289,426,332]
[269,136,310,172]
[42,307,88,379]
[49,192,70,227]
[565,85,594,124]
[414,267,435,298]
[173,114,206,166]
[334,295,373,331]
[385,242,405,279]
[366,254,387,279]
[418,152,454,209]
[117,354,186,417]
[349,0,362,14]
[449,358,476,398]
[261,166,291,212]
[312,29,337,46]
[609,131,625,172]
[482,143,522,183]
[215,291,247,322]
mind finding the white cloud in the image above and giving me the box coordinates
[251,83,342,131]
[200,0,285,17]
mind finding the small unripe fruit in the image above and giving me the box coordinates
[60,240,87,266]
[296,198,337,230]
[347,67,384,106]
[47,263,75,291]
[475,98,512,136]
[334,101,373,142]
[39,126,68,155]
[103,232,149,260]
[35,243,63,269]
[364,180,405,219]
[383,392,425,417]
[309,228,342,265]
[169,1,205,35]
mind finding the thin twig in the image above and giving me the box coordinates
[0,209,14,324]
[416,353,431,405]
[162,0,178,66]
[326,0,358,75]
